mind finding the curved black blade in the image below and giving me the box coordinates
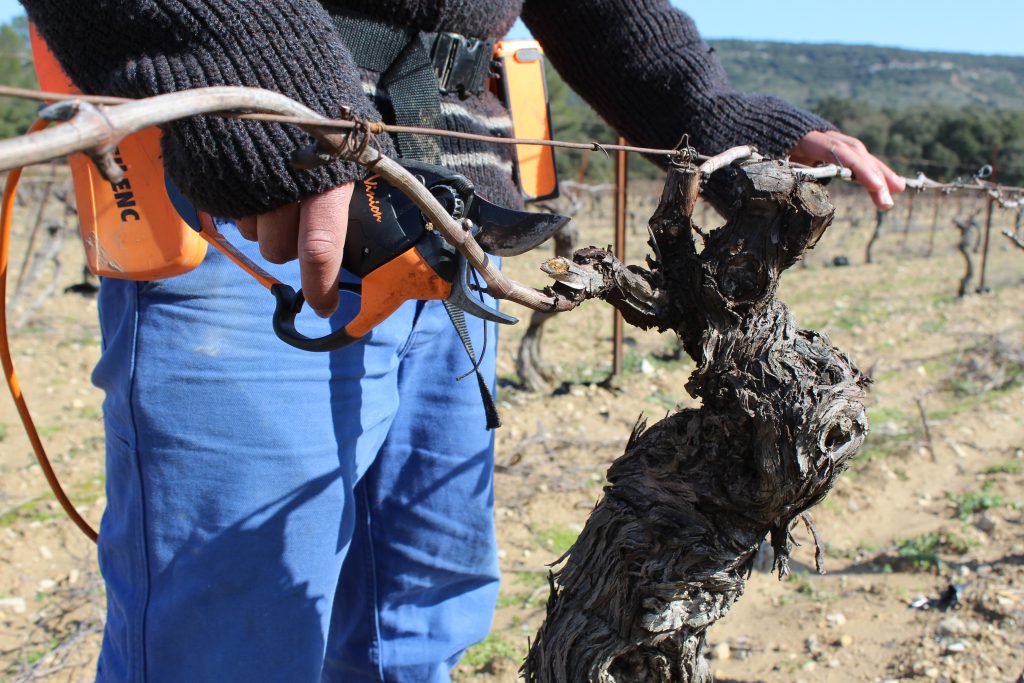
[470,198,569,256]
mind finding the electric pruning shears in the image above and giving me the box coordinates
[168,159,569,351]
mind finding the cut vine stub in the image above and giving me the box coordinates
[524,160,869,683]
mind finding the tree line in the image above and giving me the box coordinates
[549,67,1024,187]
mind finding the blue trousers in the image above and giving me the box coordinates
[91,223,500,682]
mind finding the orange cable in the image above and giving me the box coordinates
[1,118,98,543]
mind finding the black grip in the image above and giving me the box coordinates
[270,283,363,352]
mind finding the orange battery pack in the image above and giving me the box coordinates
[491,40,559,203]
[29,26,206,280]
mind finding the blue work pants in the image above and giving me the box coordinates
[90,222,500,682]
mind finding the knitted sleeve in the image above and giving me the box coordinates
[521,0,836,158]
[21,0,394,218]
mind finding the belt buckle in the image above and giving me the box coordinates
[430,33,494,97]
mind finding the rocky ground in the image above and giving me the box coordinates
[1,183,1022,682]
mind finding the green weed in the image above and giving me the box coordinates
[461,632,523,669]
[37,424,63,437]
[895,530,975,571]
[981,461,1022,475]
[947,482,1022,520]
[77,406,102,420]
[785,574,838,603]
[534,526,579,555]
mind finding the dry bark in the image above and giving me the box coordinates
[864,208,885,264]
[954,213,979,298]
[524,160,869,683]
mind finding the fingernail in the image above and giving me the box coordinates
[315,300,339,319]
[879,189,894,209]
[315,307,336,319]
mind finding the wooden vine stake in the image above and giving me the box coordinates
[525,159,869,683]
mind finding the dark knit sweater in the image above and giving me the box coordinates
[22,0,835,217]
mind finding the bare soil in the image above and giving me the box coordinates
[1,183,1022,682]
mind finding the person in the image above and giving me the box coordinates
[22,1,905,681]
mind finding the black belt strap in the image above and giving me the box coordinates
[378,36,444,163]
[332,12,414,72]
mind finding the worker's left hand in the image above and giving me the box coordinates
[789,130,906,210]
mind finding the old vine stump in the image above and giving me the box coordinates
[524,160,869,683]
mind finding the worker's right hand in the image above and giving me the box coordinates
[236,182,355,318]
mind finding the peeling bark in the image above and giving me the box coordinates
[524,161,869,683]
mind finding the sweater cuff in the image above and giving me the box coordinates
[704,93,838,158]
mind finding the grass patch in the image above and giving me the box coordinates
[0,499,58,527]
[895,530,975,572]
[645,391,679,411]
[981,460,1023,475]
[0,477,104,528]
[534,526,579,555]
[37,423,64,437]
[461,632,523,669]
[780,574,838,605]
[77,406,102,421]
[946,482,1022,520]
[497,571,551,610]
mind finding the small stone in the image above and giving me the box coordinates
[975,515,997,534]
[639,359,655,375]
[946,641,967,654]
[68,569,80,585]
[712,642,731,661]
[827,658,840,668]
[826,612,847,627]
[836,635,854,648]
[37,579,56,591]
[482,656,519,678]
[924,667,940,679]
[804,636,820,654]
[801,660,817,672]
[0,597,26,614]
[936,617,967,638]
[38,545,53,560]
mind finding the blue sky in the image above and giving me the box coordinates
[4,1,1022,57]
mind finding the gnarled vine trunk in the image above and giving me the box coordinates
[524,160,869,683]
